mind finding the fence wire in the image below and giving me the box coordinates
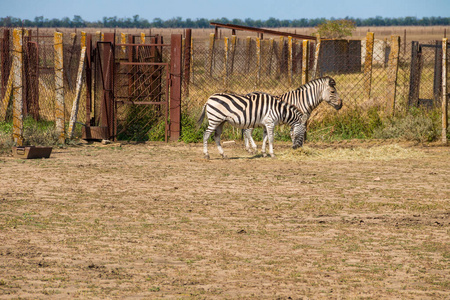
[0,28,448,149]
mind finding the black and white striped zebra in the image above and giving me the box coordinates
[243,76,342,153]
[197,92,306,159]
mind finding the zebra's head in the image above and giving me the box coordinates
[322,77,343,110]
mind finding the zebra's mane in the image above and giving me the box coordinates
[294,76,335,92]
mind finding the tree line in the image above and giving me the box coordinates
[1,15,449,28]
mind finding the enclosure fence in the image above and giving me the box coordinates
[0,27,448,149]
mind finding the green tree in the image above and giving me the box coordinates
[315,19,356,39]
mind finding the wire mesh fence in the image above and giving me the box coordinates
[0,27,448,150]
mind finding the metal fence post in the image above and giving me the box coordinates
[364,32,374,99]
[170,34,182,141]
[54,31,65,144]
[442,38,448,144]
[386,35,400,116]
[12,29,23,146]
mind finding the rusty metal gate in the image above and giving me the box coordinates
[82,33,182,142]
[115,35,170,141]
[409,41,444,107]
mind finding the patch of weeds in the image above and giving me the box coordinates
[373,107,442,142]
[149,286,160,292]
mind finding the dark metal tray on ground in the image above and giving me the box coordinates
[12,146,53,159]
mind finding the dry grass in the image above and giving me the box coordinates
[0,141,449,299]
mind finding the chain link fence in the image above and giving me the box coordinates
[0,28,448,151]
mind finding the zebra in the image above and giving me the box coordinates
[243,76,342,153]
[197,92,307,159]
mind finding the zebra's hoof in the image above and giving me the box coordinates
[270,154,277,159]
[221,154,228,159]
[204,154,210,160]
[262,153,267,158]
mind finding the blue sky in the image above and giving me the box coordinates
[0,0,448,21]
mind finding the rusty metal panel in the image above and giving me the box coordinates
[101,33,115,139]
[12,146,52,159]
[169,34,182,141]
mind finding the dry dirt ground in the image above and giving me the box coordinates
[0,140,449,299]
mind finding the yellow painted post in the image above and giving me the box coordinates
[223,37,228,88]
[312,36,321,79]
[288,36,293,86]
[54,32,65,144]
[68,46,86,139]
[140,32,145,44]
[121,32,127,54]
[81,31,86,48]
[364,32,374,99]
[208,33,215,76]
[256,37,261,87]
[302,40,310,85]
[12,29,23,146]
[442,38,448,144]
[386,35,401,116]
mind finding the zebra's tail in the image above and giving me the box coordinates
[197,104,207,129]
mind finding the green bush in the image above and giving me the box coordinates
[373,107,441,142]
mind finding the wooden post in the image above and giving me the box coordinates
[288,36,293,86]
[408,41,421,107]
[442,38,448,144]
[120,32,127,55]
[68,46,86,139]
[386,35,400,116]
[183,29,192,97]
[302,40,310,85]
[256,37,261,88]
[245,36,251,74]
[170,34,182,142]
[312,36,321,79]
[208,33,215,76]
[268,38,274,75]
[12,29,23,146]
[230,35,237,75]
[279,36,284,77]
[223,37,229,88]
[54,31,65,144]
[364,32,374,99]
[1,29,10,101]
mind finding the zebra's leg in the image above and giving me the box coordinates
[266,125,276,158]
[202,126,215,159]
[243,128,257,154]
[261,127,268,157]
[214,123,227,158]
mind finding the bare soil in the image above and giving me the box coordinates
[0,140,449,299]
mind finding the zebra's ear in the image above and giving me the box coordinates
[328,77,336,87]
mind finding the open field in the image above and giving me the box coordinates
[36,25,450,42]
[0,140,449,299]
